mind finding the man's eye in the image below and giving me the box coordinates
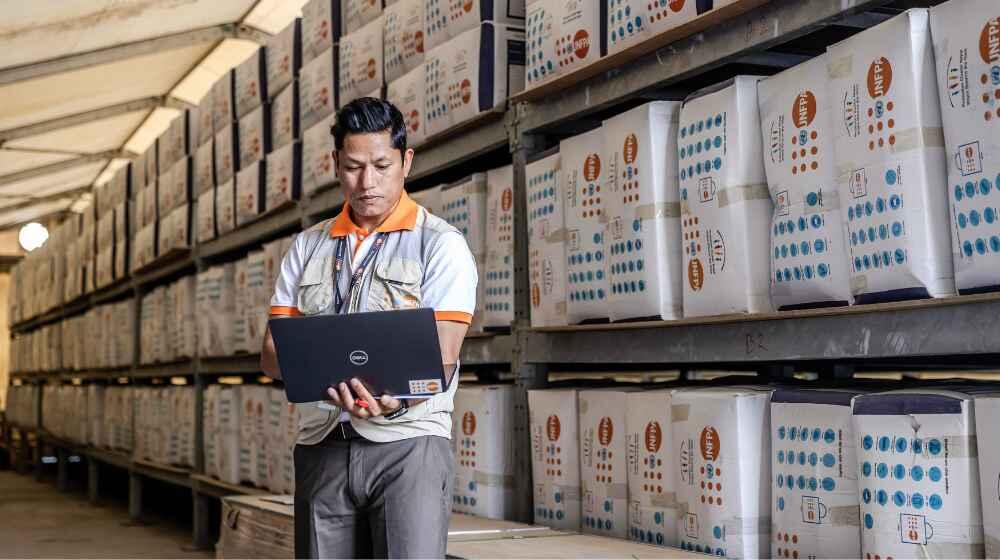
[376,165,390,171]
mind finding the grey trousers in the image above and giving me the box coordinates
[294,430,454,559]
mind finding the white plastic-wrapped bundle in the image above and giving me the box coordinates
[758,54,853,308]
[383,0,425,83]
[528,388,581,530]
[679,76,773,317]
[339,17,385,107]
[560,127,608,323]
[483,165,515,328]
[603,101,683,321]
[409,185,442,215]
[343,0,384,35]
[440,173,488,256]
[452,385,517,519]
[424,0,525,51]
[525,0,603,89]
[386,64,427,147]
[931,1,1000,293]
[526,149,568,327]
[302,114,337,197]
[626,390,679,548]
[828,9,955,302]
[672,387,772,559]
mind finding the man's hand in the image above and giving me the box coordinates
[327,378,402,419]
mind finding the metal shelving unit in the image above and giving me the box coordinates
[7,0,972,541]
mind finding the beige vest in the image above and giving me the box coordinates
[295,207,464,444]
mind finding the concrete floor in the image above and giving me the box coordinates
[0,470,210,559]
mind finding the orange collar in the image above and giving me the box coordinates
[329,191,419,238]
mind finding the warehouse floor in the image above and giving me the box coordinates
[0,471,210,558]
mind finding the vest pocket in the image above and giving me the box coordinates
[369,257,422,311]
[297,255,333,315]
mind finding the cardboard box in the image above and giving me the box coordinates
[233,258,251,354]
[143,142,158,188]
[157,204,190,256]
[173,275,197,360]
[384,0,425,83]
[342,0,384,35]
[424,23,526,137]
[161,157,191,216]
[238,104,271,170]
[114,200,129,245]
[196,264,237,357]
[203,385,220,479]
[195,92,215,144]
[212,72,236,134]
[132,223,156,272]
[192,139,215,197]
[452,385,517,519]
[579,388,632,539]
[239,385,268,485]
[196,187,216,243]
[974,395,1000,558]
[302,0,340,64]
[528,388,581,531]
[828,9,955,302]
[930,1,1000,293]
[216,385,243,485]
[339,17,385,107]
[758,54,853,309]
[441,173,488,255]
[526,149,568,327]
[96,246,113,288]
[115,238,128,280]
[770,389,863,559]
[679,77,773,317]
[424,0,525,52]
[236,161,266,227]
[852,390,984,558]
[267,18,301,99]
[235,48,268,119]
[626,390,678,548]
[302,114,338,197]
[526,0,604,88]
[603,101,683,321]
[266,142,302,211]
[158,114,187,171]
[672,386,772,559]
[409,184,442,215]
[215,122,238,186]
[271,81,299,150]
[244,250,269,355]
[387,64,427,147]
[560,127,609,323]
[216,178,237,236]
[97,211,115,251]
[299,47,337,132]
[137,182,157,229]
[483,165,515,327]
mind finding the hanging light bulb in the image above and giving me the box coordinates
[18,222,49,252]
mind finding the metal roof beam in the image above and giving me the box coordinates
[0,151,122,188]
[0,97,162,144]
[0,24,236,87]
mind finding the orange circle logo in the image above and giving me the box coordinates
[598,417,614,446]
[573,29,591,60]
[688,258,704,291]
[531,283,540,307]
[583,154,602,182]
[791,91,817,128]
[367,59,376,79]
[623,133,638,165]
[669,0,686,11]
[462,411,476,435]
[645,421,662,453]
[415,30,424,53]
[980,17,1000,63]
[409,110,420,132]
[501,188,513,212]
[546,414,561,441]
[700,426,720,461]
[866,57,893,99]
[462,0,473,13]
[460,79,472,104]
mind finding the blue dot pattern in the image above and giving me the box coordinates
[951,171,1000,271]
[846,167,910,282]
[527,157,563,325]
[525,5,554,87]
[771,190,838,291]
[566,145,608,310]
[607,0,645,50]
[484,179,515,321]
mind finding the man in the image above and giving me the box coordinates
[260,97,478,559]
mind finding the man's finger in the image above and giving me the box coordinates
[352,379,382,416]
[379,394,401,412]
[327,387,343,408]
[338,383,357,414]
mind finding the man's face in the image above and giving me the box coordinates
[334,131,414,222]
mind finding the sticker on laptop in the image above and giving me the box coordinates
[409,379,443,394]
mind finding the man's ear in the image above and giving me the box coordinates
[402,148,415,179]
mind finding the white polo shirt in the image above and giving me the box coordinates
[270,192,478,444]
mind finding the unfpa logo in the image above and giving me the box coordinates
[981,17,1000,64]
[645,421,662,453]
[598,417,614,446]
[583,154,602,183]
[866,57,893,99]
[573,30,591,60]
[699,426,720,461]
[792,91,817,128]
[546,414,561,441]
[462,411,477,435]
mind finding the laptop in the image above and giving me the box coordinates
[268,307,448,403]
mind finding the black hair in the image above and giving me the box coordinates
[331,97,408,159]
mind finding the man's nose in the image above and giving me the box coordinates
[361,165,378,188]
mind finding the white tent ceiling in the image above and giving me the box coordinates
[0,0,309,231]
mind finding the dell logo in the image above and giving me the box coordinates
[349,350,369,366]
